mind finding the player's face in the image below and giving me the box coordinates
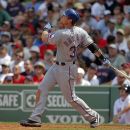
[59,16,71,28]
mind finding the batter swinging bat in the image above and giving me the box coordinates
[109,64,130,80]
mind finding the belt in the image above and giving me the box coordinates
[56,61,75,66]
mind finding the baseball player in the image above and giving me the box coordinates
[20,8,110,128]
[113,84,130,124]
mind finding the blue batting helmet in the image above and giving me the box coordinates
[63,8,80,23]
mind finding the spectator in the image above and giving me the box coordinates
[97,65,116,84]
[3,75,13,84]
[113,84,130,124]
[24,35,34,60]
[0,3,12,26]
[104,19,116,40]
[10,50,25,72]
[25,0,41,14]
[126,39,130,62]
[0,61,13,83]
[75,67,90,86]
[39,42,56,60]
[30,45,40,64]
[91,0,106,21]
[108,44,126,68]
[21,60,34,76]
[43,49,55,72]
[10,40,24,58]
[124,25,130,41]
[12,64,25,84]
[6,0,25,17]
[115,14,125,30]
[112,70,130,86]
[33,28,43,47]
[121,63,130,76]
[105,0,119,15]
[84,63,99,86]
[1,21,11,32]
[0,45,11,71]
[113,85,125,124]
[33,61,45,84]
[116,29,129,54]
[123,9,130,26]
[96,10,111,37]
[0,32,12,51]
[24,75,34,84]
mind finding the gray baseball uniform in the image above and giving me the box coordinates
[29,26,99,123]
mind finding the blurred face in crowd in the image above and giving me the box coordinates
[34,65,45,75]
[24,60,33,71]
[119,88,126,99]
[87,68,97,77]
[44,50,54,62]
[117,74,125,85]
[108,22,115,31]
[11,28,20,40]
[25,36,34,48]
[116,33,124,43]
[113,6,121,15]
[108,47,117,57]
[2,23,11,32]
[15,51,24,62]
[124,26,130,36]
[30,51,39,59]
[0,47,8,57]
[1,65,9,74]
[116,14,124,25]
[0,35,10,43]
[13,65,21,75]
[3,78,13,84]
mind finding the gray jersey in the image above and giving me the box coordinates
[48,26,94,62]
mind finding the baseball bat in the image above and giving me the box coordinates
[109,64,130,80]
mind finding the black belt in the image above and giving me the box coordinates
[56,61,75,66]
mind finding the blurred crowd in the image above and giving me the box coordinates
[0,0,130,85]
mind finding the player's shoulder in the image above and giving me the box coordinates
[74,26,88,35]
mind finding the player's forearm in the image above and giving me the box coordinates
[118,105,130,116]
[87,43,105,61]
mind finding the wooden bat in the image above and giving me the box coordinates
[109,64,130,80]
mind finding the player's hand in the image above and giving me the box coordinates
[102,58,111,66]
[41,31,49,43]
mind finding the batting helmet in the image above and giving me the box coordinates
[63,8,80,23]
[123,84,130,93]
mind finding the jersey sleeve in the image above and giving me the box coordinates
[80,29,94,48]
[48,30,61,45]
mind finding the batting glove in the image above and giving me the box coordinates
[102,58,111,66]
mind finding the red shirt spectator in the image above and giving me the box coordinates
[40,44,56,59]
[33,61,45,84]
[33,75,44,84]
[12,64,25,84]
[13,75,25,84]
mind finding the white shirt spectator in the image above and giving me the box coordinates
[91,2,105,18]
[112,78,130,86]
[113,97,125,123]
[122,95,130,124]
[0,54,11,72]
[38,2,47,18]
[116,39,129,53]
[76,79,91,86]
[84,74,99,86]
